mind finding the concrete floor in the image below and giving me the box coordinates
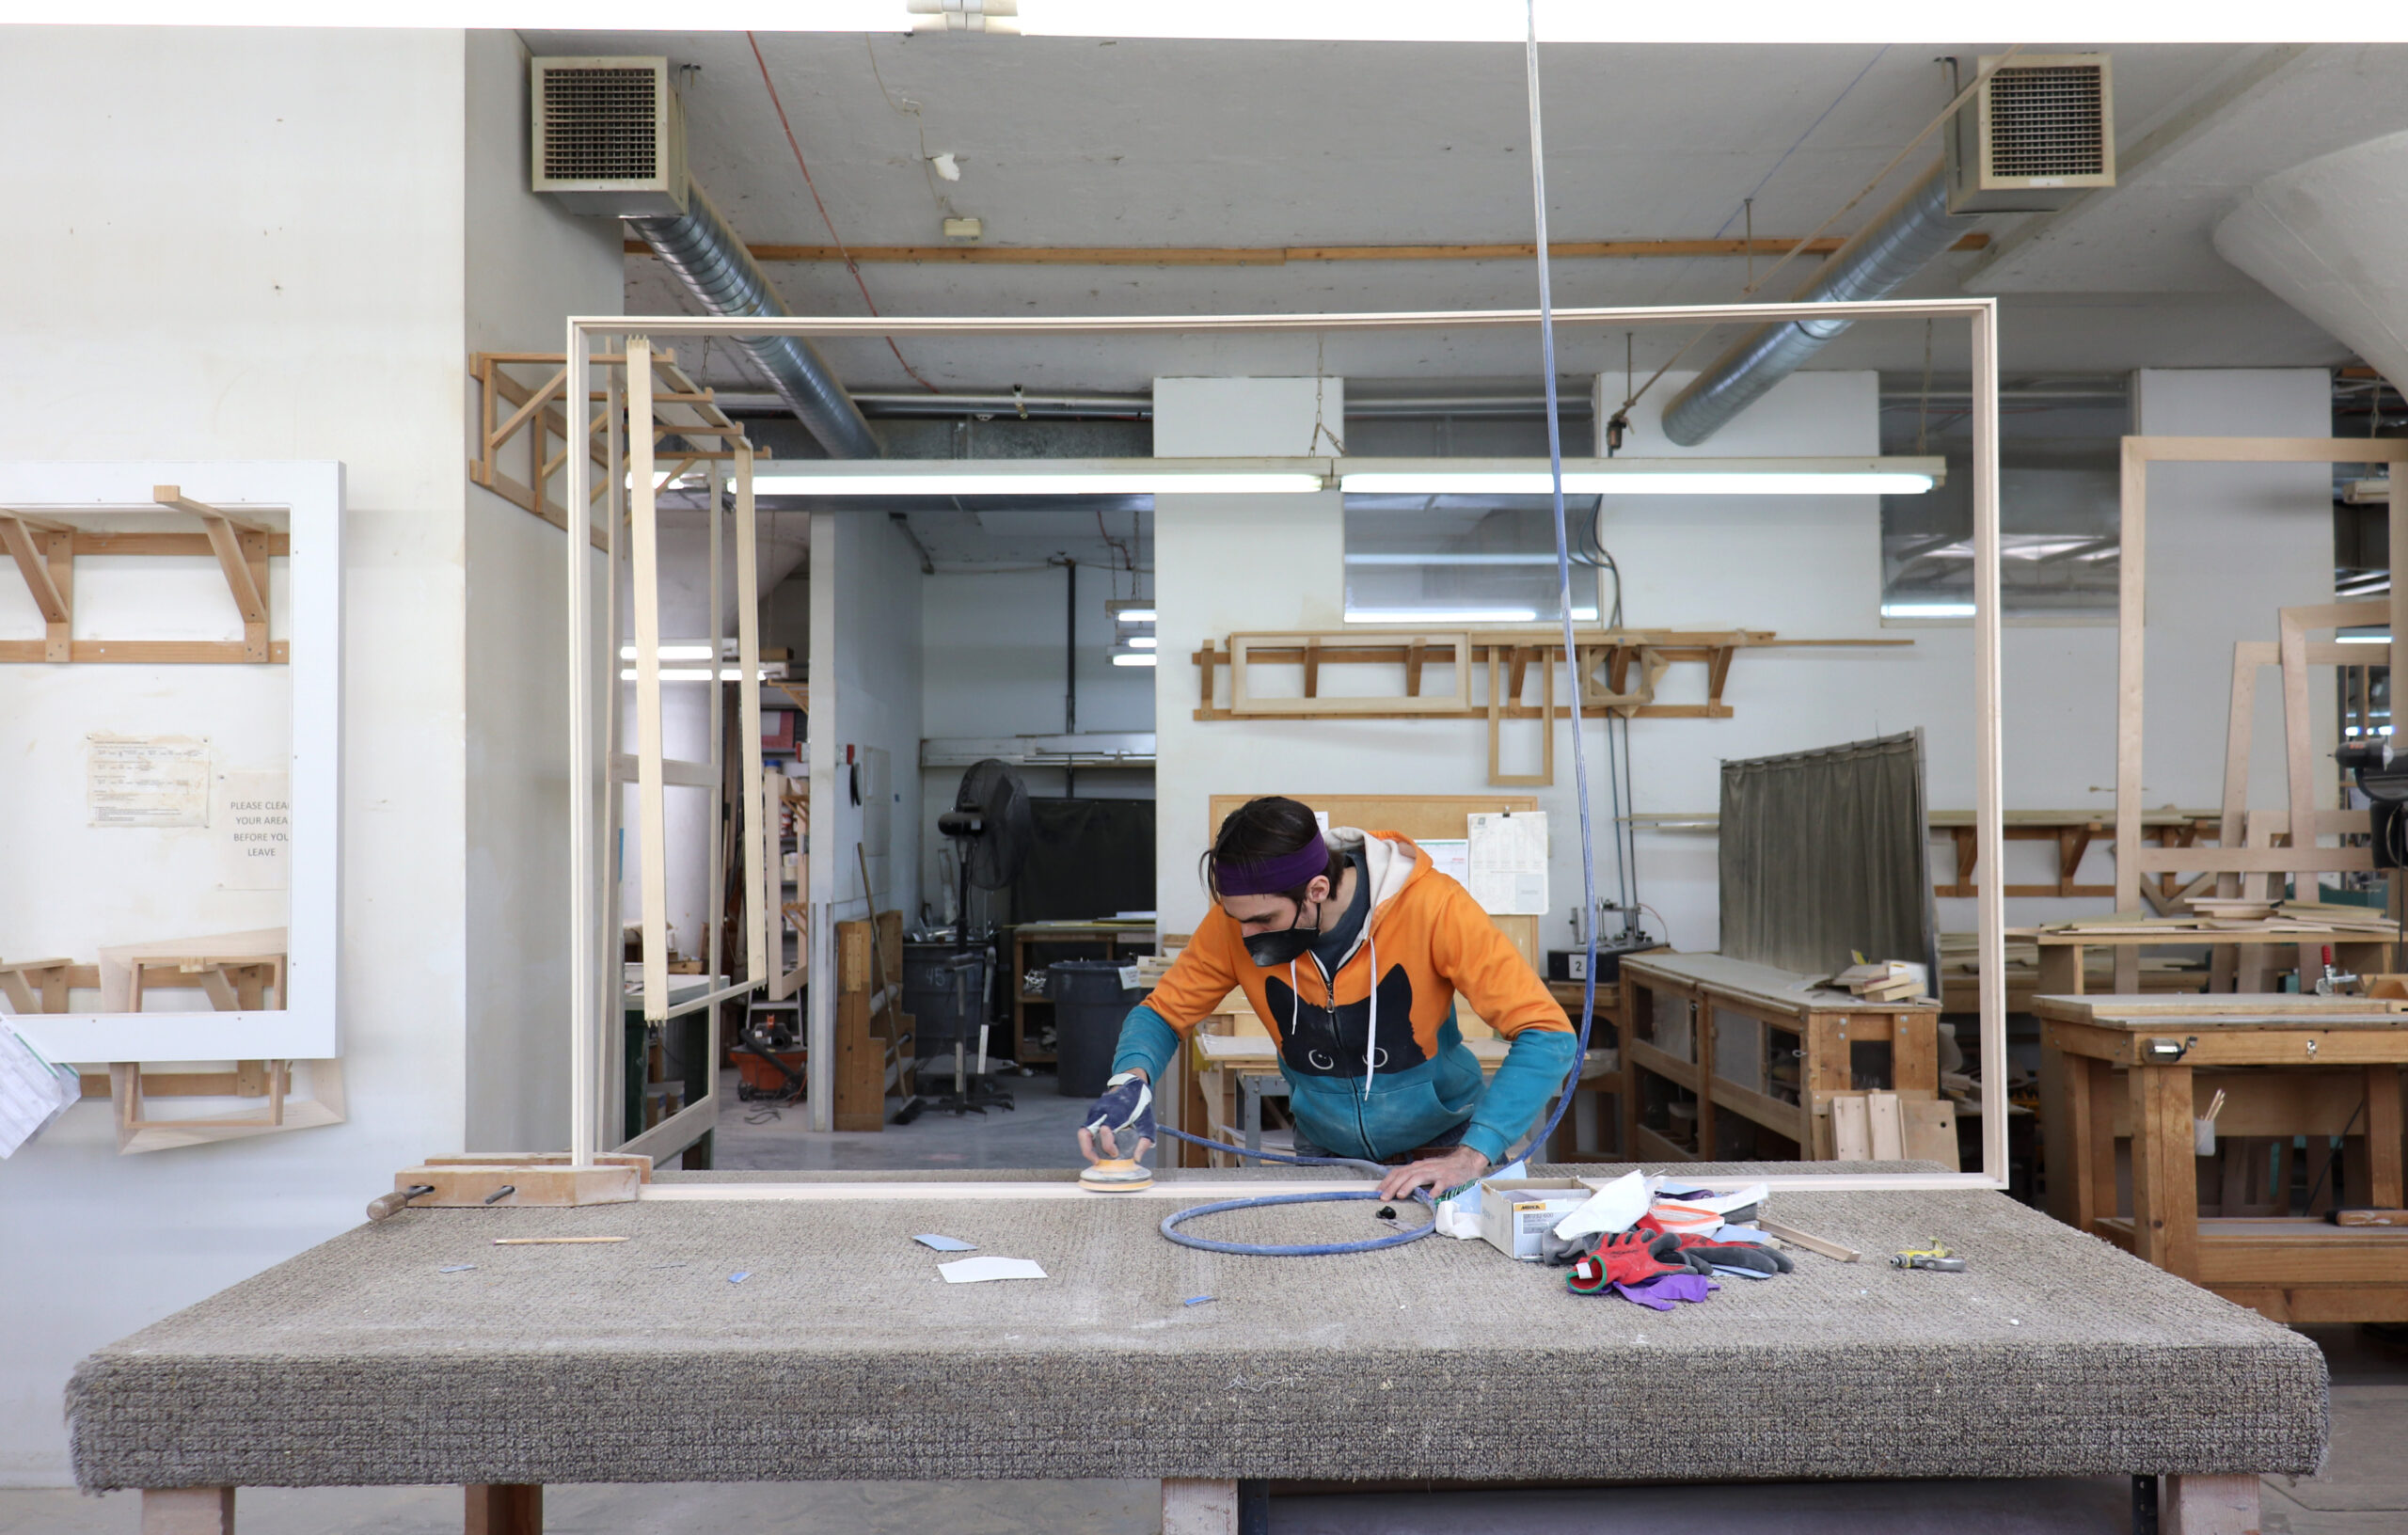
[7,1324,2403,1531]
[711,1064,1096,1172]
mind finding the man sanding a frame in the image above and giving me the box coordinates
[1080,797,1577,1199]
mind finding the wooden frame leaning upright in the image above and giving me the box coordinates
[561,297,2008,1194]
[566,335,771,1169]
[2113,436,2408,993]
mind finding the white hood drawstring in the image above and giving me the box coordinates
[1361,931,1381,1093]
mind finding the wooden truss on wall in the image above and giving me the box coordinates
[0,486,288,664]
[1193,628,1909,786]
[468,349,756,548]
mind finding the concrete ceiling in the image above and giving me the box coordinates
[515,32,2408,397]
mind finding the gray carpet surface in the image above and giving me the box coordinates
[69,1165,2328,1491]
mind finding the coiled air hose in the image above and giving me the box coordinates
[1151,10,1599,1258]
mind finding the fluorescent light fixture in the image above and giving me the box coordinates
[1346,552,1565,566]
[1128,636,1157,649]
[620,643,718,661]
[1340,457,1942,496]
[1881,603,1976,619]
[1110,653,1158,668]
[1115,608,1158,624]
[753,460,1323,497]
[2339,632,2392,644]
[620,667,742,682]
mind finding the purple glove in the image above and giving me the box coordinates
[1612,1273,1719,1310]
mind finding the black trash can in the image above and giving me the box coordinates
[1049,959,1138,1098]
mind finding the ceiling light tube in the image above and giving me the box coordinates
[1110,653,1158,667]
[1128,636,1158,649]
[1339,456,1943,497]
[753,458,1325,497]
[1114,608,1158,623]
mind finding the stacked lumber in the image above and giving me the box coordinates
[1133,952,1179,988]
[1834,960,1922,1003]
[2034,903,2400,939]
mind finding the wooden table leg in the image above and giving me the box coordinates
[141,1489,233,1535]
[2038,942,2081,997]
[467,1484,541,1535]
[2163,1472,2260,1535]
[2365,1064,2404,1211]
[2042,1042,2086,1230]
[2131,1062,2198,1279]
[2088,1057,2121,1226]
[1164,1478,1240,1535]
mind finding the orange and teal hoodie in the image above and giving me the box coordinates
[1111,826,1576,1164]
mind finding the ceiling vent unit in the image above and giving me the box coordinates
[530,56,688,217]
[1945,54,2115,214]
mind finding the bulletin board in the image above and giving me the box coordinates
[0,462,342,1067]
[1206,792,1543,971]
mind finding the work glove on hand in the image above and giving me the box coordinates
[1567,1230,1689,1293]
[1671,1239,1795,1279]
[1082,1071,1154,1159]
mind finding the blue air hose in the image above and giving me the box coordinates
[1149,8,1599,1258]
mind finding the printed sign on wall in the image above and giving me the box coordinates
[87,736,211,829]
[216,770,292,891]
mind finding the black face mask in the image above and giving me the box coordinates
[1242,899,1321,968]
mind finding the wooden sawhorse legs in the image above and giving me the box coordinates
[467,1484,542,1533]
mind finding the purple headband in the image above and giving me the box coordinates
[1213,836,1332,898]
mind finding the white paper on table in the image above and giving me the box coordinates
[0,1023,81,1159]
[939,1256,1048,1284]
[1656,1182,1769,1217]
[1551,1169,1652,1240]
[1465,812,1548,915]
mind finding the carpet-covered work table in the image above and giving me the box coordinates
[71,1165,2325,1535]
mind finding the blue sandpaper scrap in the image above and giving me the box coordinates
[1183,1295,1216,1306]
[728,1272,752,1284]
[913,1234,977,1252]
[438,1265,476,1274]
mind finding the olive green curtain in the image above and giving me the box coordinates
[1718,730,1938,982]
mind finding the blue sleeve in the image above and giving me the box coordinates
[1461,1027,1580,1164]
[1109,1003,1182,1084]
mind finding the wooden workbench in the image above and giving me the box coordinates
[1617,953,1952,1166]
[2038,992,2408,1322]
[2019,926,2396,998]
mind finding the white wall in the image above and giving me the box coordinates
[0,27,596,1482]
[462,29,625,1151]
[1155,369,2335,957]
[812,514,927,926]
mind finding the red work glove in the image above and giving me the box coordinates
[1566,1230,1688,1293]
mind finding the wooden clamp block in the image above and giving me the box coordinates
[374,1153,653,1218]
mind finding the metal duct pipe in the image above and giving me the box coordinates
[626,182,881,459]
[1661,164,1980,447]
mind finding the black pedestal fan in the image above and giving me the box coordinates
[901,758,1031,1119]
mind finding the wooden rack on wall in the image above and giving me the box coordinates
[1192,628,1909,786]
[467,349,757,548]
[0,487,289,665]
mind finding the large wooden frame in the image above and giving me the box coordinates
[2113,437,2408,990]
[562,296,2006,1193]
[0,461,341,1065]
[562,345,770,1168]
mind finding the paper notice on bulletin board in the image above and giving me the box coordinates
[87,736,211,828]
[1419,838,1470,888]
[1466,812,1547,915]
[217,770,292,890]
